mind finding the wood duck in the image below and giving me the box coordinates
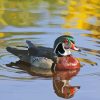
[6,35,80,70]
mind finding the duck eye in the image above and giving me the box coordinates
[63,40,68,43]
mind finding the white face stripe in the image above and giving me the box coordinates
[53,42,62,55]
[54,42,71,56]
[61,80,69,93]
[62,43,71,56]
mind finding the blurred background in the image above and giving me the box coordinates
[0,0,100,100]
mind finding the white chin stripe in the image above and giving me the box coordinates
[62,43,71,56]
[58,49,71,56]
[54,43,71,56]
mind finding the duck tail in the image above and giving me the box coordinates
[26,40,37,48]
[6,47,28,57]
[6,47,18,56]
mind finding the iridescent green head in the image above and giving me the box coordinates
[53,35,80,56]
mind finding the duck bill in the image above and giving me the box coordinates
[72,46,80,51]
[75,86,80,91]
[71,43,81,51]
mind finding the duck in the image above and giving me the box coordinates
[6,35,80,71]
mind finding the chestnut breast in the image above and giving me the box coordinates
[56,55,80,70]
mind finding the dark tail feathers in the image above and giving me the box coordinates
[6,47,28,57]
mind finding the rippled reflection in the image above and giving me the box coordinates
[6,60,52,78]
[62,0,99,30]
[0,0,61,27]
[6,60,80,99]
[53,69,80,99]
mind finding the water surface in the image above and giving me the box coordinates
[0,0,100,100]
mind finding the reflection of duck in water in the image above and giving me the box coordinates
[6,35,80,71]
[53,70,80,99]
[6,61,52,77]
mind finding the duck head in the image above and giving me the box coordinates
[53,35,80,57]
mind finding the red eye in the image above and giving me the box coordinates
[64,40,68,43]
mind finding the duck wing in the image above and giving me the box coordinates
[26,40,54,59]
[6,40,54,62]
